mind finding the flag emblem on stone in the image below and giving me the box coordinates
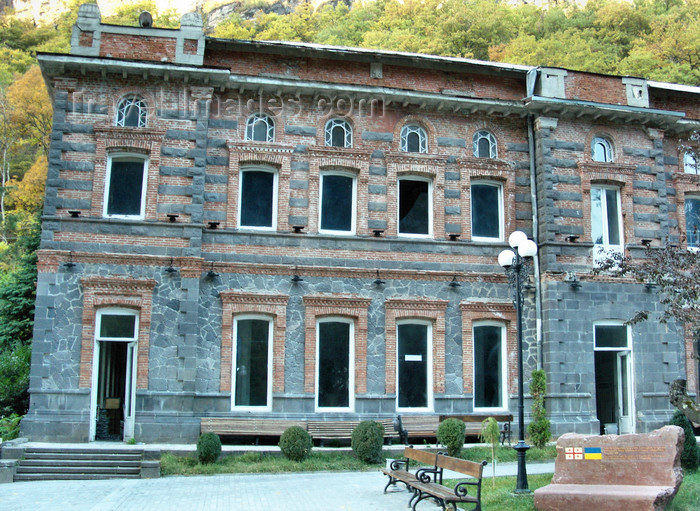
[565,447,584,460]
[584,447,602,460]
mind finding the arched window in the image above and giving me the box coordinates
[472,130,497,158]
[115,96,147,128]
[245,113,275,142]
[400,124,428,153]
[325,119,352,148]
[592,136,614,162]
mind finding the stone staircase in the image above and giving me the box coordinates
[13,446,154,481]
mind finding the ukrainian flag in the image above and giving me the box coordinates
[584,447,602,460]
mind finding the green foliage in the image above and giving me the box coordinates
[669,410,700,471]
[196,432,222,464]
[479,416,499,486]
[528,369,552,449]
[0,344,30,417]
[437,418,465,457]
[0,412,22,440]
[351,420,384,463]
[279,425,313,462]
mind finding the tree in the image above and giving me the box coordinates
[593,232,700,424]
[6,66,53,158]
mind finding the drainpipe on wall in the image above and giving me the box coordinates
[526,68,544,370]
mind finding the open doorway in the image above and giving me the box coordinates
[90,309,138,441]
[594,323,634,435]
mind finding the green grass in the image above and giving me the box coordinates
[458,445,557,463]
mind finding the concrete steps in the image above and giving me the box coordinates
[14,447,145,481]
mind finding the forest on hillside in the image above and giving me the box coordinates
[0,0,699,432]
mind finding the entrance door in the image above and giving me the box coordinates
[617,351,632,434]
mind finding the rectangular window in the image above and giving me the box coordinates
[398,178,431,236]
[233,317,272,409]
[473,323,505,410]
[320,173,355,234]
[104,156,147,218]
[471,182,503,240]
[686,198,700,249]
[239,169,277,229]
[591,186,622,247]
[397,322,431,410]
[317,320,353,410]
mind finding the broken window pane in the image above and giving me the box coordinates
[234,318,270,407]
[106,158,145,217]
[474,324,503,408]
[320,174,354,232]
[240,170,275,228]
[317,321,351,408]
[399,179,430,235]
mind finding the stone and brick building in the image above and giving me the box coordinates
[23,4,700,442]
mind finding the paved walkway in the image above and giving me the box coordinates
[0,461,554,511]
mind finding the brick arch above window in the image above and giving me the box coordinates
[384,298,448,396]
[219,291,289,393]
[79,276,157,390]
[460,301,516,397]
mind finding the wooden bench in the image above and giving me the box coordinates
[381,446,440,496]
[440,414,513,446]
[200,418,307,443]
[307,419,398,445]
[534,426,684,511]
[409,454,487,511]
[396,415,441,443]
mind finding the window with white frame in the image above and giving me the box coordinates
[232,316,273,409]
[325,119,352,148]
[470,182,503,241]
[398,177,432,236]
[115,96,147,128]
[397,320,432,410]
[684,152,699,175]
[239,167,277,229]
[592,136,614,162]
[316,319,354,410]
[96,309,138,342]
[473,322,506,410]
[473,130,497,158]
[686,197,700,249]
[245,113,275,142]
[104,154,148,219]
[319,171,356,234]
[591,185,623,249]
[400,124,428,153]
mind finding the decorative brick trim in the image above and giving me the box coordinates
[302,295,372,397]
[225,142,294,231]
[460,301,516,395]
[79,276,157,390]
[219,291,289,393]
[384,298,449,396]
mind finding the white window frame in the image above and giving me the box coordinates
[685,196,700,250]
[397,176,433,238]
[472,321,508,413]
[592,136,614,163]
[400,124,428,153]
[470,181,504,242]
[238,166,279,230]
[472,130,497,158]
[591,185,624,263]
[115,96,147,128]
[684,151,699,175]
[396,319,433,412]
[324,119,353,148]
[103,153,148,220]
[315,317,355,412]
[245,113,275,142]
[231,314,274,412]
[319,171,357,235]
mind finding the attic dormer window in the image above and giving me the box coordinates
[116,96,147,128]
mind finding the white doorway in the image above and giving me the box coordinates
[594,323,634,435]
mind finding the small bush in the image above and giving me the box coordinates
[437,418,466,457]
[528,369,552,449]
[279,426,313,462]
[351,420,384,464]
[196,432,222,464]
[669,410,700,471]
[0,413,22,441]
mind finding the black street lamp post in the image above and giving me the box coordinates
[498,230,537,494]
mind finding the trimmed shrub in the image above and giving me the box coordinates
[528,369,552,449]
[196,432,222,464]
[351,420,384,464]
[279,426,313,462]
[437,418,466,457]
[669,410,700,471]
